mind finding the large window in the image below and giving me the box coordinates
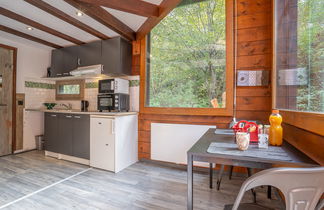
[144,0,232,114]
[274,0,324,113]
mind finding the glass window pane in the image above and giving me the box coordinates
[275,0,324,113]
[58,84,80,95]
[146,0,227,108]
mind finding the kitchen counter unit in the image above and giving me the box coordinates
[25,108,137,116]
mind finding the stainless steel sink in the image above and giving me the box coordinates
[214,129,234,135]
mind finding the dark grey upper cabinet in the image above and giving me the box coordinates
[62,46,78,74]
[72,115,90,159]
[50,37,132,77]
[50,50,64,77]
[78,41,102,67]
[102,37,132,76]
[44,113,59,152]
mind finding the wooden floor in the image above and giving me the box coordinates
[0,151,284,210]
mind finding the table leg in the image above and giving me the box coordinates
[187,154,193,210]
[216,165,225,190]
[209,163,213,189]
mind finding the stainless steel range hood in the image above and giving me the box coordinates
[70,64,103,76]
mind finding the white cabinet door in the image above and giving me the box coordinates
[90,117,115,171]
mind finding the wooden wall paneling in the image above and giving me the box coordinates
[282,123,324,165]
[237,54,271,69]
[236,0,271,16]
[237,40,271,56]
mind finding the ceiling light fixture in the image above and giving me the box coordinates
[76,10,84,17]
[26,26,33,31]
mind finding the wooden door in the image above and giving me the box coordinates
[0,46,14,156]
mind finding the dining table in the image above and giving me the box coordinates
[187,128,319,210]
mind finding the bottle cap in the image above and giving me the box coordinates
[272,109,279,114]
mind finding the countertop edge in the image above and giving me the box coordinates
[25,109,138,116]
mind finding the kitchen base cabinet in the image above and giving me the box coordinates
[90,115,138,173]
[44,113,90,160]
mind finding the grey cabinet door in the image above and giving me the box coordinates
[44,113,59,152]
[50,49,64,77]
[58,114,73,156]
[120,38,132,75]
[72,114,90,159]
[78,41,102,67]
[62,46,78,75]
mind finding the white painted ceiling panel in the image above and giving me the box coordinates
[103,7,147,31]
[0,15,73,46]
[42,0,120,38]
[0,0,98,42]
[0,31,53,50]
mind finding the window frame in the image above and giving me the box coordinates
[140,0,234,116]
[55,79,85,101]
[272,0,324,133]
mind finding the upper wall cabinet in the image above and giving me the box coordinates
[101,37,132,76]
[50,37,132,77]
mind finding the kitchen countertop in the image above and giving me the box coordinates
[25,108,138,116]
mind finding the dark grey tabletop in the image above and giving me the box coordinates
[188,128,319,168]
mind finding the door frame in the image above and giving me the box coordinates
[0,43,17,153]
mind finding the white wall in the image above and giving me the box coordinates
[0,35,51,93]
[0,35,52,152]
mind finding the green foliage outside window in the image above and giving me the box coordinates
[147,0,226,108]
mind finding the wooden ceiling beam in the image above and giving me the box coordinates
[64,0,135,41]
[24,0,110,40]
[76,0,159,17]
[0,7,84,45]
[136,0,182,40]
[0,24,62,48]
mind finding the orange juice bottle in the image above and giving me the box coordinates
[269,110,283,146]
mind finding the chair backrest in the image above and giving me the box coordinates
[232,167,324,210]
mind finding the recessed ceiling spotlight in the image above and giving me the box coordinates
[26,26,33,31]
[76,10,84,17]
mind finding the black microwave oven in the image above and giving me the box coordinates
[97,93,129,112]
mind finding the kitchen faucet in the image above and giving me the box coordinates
[60,103,72,110]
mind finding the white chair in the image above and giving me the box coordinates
[225,167,324,210]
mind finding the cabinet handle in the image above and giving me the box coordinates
[66,115,72,118]
[63,73,70,76]
[105,144,109,146]
[56,73,62,76]
[74,116,81,119]
[111,120,115,135]
[51,114,57,117]
[77,58,81,65]
[98,122,102,125]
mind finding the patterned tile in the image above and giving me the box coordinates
[85,82,98,89]
[25,81,55,89]
[129,80,140,87]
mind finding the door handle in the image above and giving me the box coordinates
[74,116,81,119]
[66,115,72,118]
[51,114,57,117]
[77,58,81,66]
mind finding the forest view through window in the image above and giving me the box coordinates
[146,0,227,108]
[275,0,324,113]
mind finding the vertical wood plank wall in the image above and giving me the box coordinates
[133,0,273,160]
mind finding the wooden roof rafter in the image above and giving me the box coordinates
[24,0,110,40]
[76,0,160,17]
[0,24,62,48]
[136,0,182,40]
[64,0,136,41]
[0,7,84,45]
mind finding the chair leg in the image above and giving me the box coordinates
[247,168,257,203]
[216,165,225,190]
[209,163,213,189]
[228,166,234,180]
[267,186,272,199]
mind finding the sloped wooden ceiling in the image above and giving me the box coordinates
[0,0,181,48]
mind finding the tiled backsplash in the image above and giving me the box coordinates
[24,76,140,112]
